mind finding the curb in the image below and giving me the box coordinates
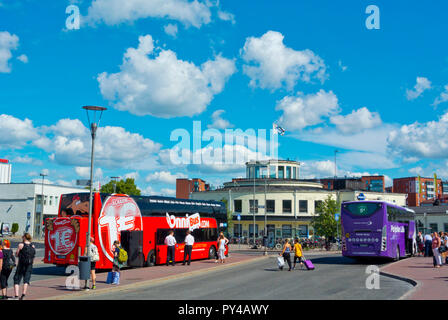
[40,255,270,300]
[379,259,420,300]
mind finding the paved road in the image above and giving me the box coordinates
[76,254,413,300]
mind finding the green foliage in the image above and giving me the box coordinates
[100,178,141,196]
[220,198,233,235]
[11,223,19,235]
[311,195,340,240]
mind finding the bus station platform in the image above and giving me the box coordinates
[381,256,448,300]
[24,252,269,300]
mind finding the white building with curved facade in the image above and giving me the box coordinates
[190,160,407,241]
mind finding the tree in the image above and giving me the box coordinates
[100,178,141,196]
[220,198,233,236]
[311,195,340,241]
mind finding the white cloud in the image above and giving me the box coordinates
[98,35,236,118]
[330,107,382,134]
[164,23,178,37]
[0,114,39,149]
[141,185,157,196]
[16,54,28,63]
[338,60,347,72]
[34,118,161,168]
[75,166,103,180]
[124,171,140,180]
[145,171,186,184]
[276,90,339,131]
[207,109,233,129]
[387,112,448,159]
[409,166,424,176]
[406,77,431,100]
[433,84,448,107]
[298,124,397,154]
[85,0,212,28]
[160,188,176,196]
[12,156,43,166]
[241,31,327,90]
[0,31,19,73]
[217,10,235,24]
[337,151,397,170]
[300,160,335,179]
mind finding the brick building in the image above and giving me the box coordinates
[176,178,210,199]
[393,177,443,207]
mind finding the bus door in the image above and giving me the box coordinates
[155,229,169,265]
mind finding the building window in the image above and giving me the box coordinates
[282,200,292,213]
[233,224,242,237]
[269,165,276,178]
[266,200,275,213]
[314,200,323,213]
[249,224,259,238]
[299,200,308,213]
[282,225,292,238]
[297,225,308,238]
[430,223,438,233]
[234,200,242,213]
[49,196,53,206]
[278,166,284,179]
[55,196,58,206]
[286,166,291,179]
[444,224,448,233]
[249,199,258,213]
[44,196,48,205]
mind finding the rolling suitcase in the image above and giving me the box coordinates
[303,257,315,270]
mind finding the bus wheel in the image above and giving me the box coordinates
[394,246,400,261]
[209,246,216,260]
[145,250,155,267]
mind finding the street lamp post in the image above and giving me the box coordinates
[82,105,106,288]
[111,176,120,193]
[39,173,47,238]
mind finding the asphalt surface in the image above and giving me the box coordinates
[73,253,413,300]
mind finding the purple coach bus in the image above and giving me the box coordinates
[341,201,417,260]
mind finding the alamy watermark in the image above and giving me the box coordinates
[365,265,380,290]
[169,121,279,166]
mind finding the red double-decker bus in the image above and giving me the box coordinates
[44,192,228,269]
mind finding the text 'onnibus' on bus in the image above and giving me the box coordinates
[341,201,417,260]
[44,193,228,269]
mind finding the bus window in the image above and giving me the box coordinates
[343,202,382,217]
[60,193,90,216]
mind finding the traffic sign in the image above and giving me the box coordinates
[335,213,340,221]
[357,193,366,201]
[237,214,241,221]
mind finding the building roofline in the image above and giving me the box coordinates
[0,183,88,190]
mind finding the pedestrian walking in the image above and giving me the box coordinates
[280,238,292,271]
[164,230,176,266]
[1,240,15,299]
[87,237,99,290]
[13,233,35,300]
[293,238,304,270]
[182,230,194,266]
[416,232,424,256]
[432,232,442,268]
[217,232,229,264]
[424,233,433,257]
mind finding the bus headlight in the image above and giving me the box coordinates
[381,225,387,251]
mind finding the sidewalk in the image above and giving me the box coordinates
[20,252,268,300]
[228,244,341,255]
[380,256,448,300]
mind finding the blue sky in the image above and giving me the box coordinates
[1,0,448,195]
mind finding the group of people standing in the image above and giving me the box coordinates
[0,233,36,300]
[164,230,229,266]
[416,231,448,268]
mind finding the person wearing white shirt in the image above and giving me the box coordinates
[164,230,177,266]
[183,230,195,266]
[424,233,433,257]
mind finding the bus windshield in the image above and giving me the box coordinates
[342,202,382,217]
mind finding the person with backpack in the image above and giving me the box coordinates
[13,233,35,300]
[1,240,16,299]
[111,240,127,285]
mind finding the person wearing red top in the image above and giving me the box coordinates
[432,232,442,268]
